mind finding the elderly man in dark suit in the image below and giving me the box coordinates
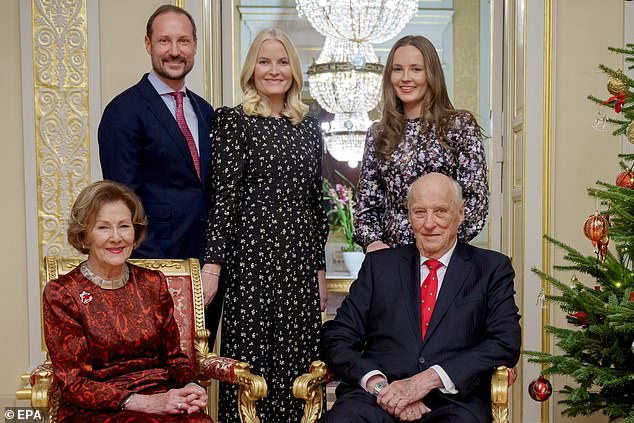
[98,5,220,337]
[319,172,521,423]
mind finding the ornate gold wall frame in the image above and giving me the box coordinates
[32,0,90,261]
[29,0,91,354]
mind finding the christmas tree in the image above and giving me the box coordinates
[525,44,634,422]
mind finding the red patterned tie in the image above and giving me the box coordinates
[170,91,201,180]
[420,259,442,340]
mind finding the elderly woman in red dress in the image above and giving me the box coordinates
[43,181,212,422]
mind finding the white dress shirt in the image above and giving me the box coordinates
[147,70,200,153]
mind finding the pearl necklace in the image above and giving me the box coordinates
[80,262,130,290]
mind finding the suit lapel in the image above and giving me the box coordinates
[424,243,472,343]
[138,75,200,183]
[399,245,423,344]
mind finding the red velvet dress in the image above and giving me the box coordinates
[43,264,213,423]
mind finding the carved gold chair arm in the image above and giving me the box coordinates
[292,360,331,423]
[199,355,267,423]
[16,361,58,423]
[16,374,32,401]
[491,366,509,423]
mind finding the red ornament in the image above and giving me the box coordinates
[583,212,608,242]
[528,375,553,402]
[568,311,590,326]
[616,171,634,189]
[630,292,634,302]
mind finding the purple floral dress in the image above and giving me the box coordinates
[354,111,489,249]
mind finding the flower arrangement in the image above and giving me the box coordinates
[323,174,360,252]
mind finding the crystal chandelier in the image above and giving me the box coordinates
[307,38,383,115]
[296,0,417,43]
[321,112,372,168]
[308,39,382,167]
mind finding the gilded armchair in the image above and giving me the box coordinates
[17,257,267,423]
[293,361,512,423]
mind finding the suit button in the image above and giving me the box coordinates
[418,357,425,364]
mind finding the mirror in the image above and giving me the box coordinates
[235,0,492,271]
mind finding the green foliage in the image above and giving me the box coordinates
[525,44,634,422]
[586,44,634,139]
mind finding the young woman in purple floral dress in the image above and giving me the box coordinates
[355,35,489,252]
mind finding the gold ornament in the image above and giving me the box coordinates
[598,234,609,264]
[607,73,628,95]
[627,120,634,144]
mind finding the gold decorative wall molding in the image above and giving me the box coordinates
[541,0,554,421]
[31,0,90,287]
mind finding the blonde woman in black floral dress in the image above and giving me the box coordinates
[201,28,328,423]
[355,35,489,252]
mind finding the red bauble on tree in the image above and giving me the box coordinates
[583,212,608,241]
[568,311,590,327]
[528,375,553,402]
[616,170,634,189]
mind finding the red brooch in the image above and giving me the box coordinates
[79,290,93,305]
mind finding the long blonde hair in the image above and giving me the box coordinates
[374,35,478,161]
[240,28,308,125]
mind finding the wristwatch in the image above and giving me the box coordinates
[372,380,389,397]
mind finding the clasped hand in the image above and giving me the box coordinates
[126,384,208,415]
[166,384,208,414]
[375,369,442,421]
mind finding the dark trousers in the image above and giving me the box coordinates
[319,387,483,423]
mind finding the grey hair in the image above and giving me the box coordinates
[407,173,463,210]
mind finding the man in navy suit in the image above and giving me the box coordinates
[98,5,220,337]
[320,173,521,422]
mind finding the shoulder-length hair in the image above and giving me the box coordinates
[374,35,478,161]
[240,28,308,125]
[68,180,147,254]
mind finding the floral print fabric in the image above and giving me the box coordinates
[204,106,328,423]
[354,111,489,248]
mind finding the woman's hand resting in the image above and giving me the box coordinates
[366,240,390,253]
[124,383,208,415]
[318,269,327,311]
[201,263,222,307]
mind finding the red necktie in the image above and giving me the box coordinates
[170,91,201,180]
[420,259,442,340]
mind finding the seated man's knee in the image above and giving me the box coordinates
[319,389,394,423]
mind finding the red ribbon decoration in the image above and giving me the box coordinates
[601,92,627,113]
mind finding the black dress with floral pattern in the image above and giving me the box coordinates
[204,106,328,423]
[354,111,489,249]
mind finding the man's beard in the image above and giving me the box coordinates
[153,57,193,80]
